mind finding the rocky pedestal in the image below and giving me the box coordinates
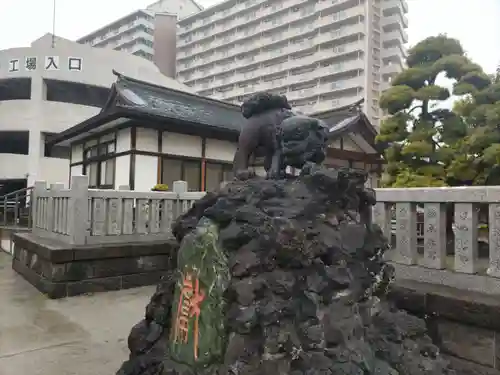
[117,164,456,375]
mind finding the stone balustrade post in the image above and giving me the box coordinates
[488,203,500,277]
[394,202,418,265]
[372,202,391,238]
[32,180,47,235]
[173,180,188,219]
[49,183,64,234]
[67,175,89,246]
[454,203,478,274]
[422,203,447,269]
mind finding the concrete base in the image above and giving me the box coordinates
[390,280,500,373]
[0,226,30,255]
[11,232,178,299]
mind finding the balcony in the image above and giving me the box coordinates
[382,46,405,60]
[178,0,364,54]
[400,0,409,13]
[382,62,403,76]
[200,44,365,93]
[315,5,365,29]
[181,20,366,74]
[285,76,363,101]
[309,96,362,112]
[382,14,408,30]
[92,18,153,47]
[314,22,365,45]
[178,0,305,48]
[383,29,408,45]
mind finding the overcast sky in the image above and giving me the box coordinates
[0,0,498,73]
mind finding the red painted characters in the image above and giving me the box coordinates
[172,271,206,360]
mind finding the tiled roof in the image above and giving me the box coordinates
[107,71,243,132]
[48,73,378,151]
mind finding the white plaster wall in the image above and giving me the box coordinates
[342,135,363,152]
[205,139,237,161]
[27,130,44,186]
[0,101,36,131]
[71,144,83,163]
[70,164,83,179]
[116,128,131,153]
[40,102,101,134]
[115,155,131,188]
[329,139,342,149]
[38,157,69,186]
[134,155,158,192]
[162,132,202,157]
[136,128,158,152]
[0,100,100,133]
[0,154,29,179]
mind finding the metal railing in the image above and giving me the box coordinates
[0,186,33,228]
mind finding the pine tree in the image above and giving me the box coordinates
[377,35,490,187]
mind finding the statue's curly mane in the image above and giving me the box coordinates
[241,92,291,119]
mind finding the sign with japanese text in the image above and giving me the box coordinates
[25,57,37,71]
[44,56,59,70]
[3,56,83,73]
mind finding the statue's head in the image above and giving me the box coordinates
[241,92,292,119]
[281,116,329,168]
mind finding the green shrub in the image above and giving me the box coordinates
[152,184,169,191]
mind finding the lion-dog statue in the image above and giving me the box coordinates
[232,92,329,179]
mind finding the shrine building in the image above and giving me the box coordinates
[47,72,383,192]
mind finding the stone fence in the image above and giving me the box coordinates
[31,177,500,294]
[375,186,500,295]
[32,175,205,246]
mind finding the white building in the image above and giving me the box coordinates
[0,33,194,194]
[76,0,203,77]
[48,73,383,193]
[176,0,409,127]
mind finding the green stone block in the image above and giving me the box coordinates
[169,217,230,367]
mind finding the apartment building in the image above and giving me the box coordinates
[176,0,408,127]
[76,0,202,76]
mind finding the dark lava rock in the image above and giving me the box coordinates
[117,165,456,375]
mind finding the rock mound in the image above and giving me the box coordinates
[117,164,455,375]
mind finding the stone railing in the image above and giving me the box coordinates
[31,178,500,293]
[32,175,206,245]
[374,186,500,294]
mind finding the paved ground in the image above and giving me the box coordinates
[0,251,155,375]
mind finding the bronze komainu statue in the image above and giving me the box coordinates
[233,92,329,179]
[232,92,293,179]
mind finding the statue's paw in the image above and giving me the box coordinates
[266,168,283,180]
[235,169,256,181]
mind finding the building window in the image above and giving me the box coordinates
[205,162,233,192]
[82,134,116,189]
[161,157,201,191]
